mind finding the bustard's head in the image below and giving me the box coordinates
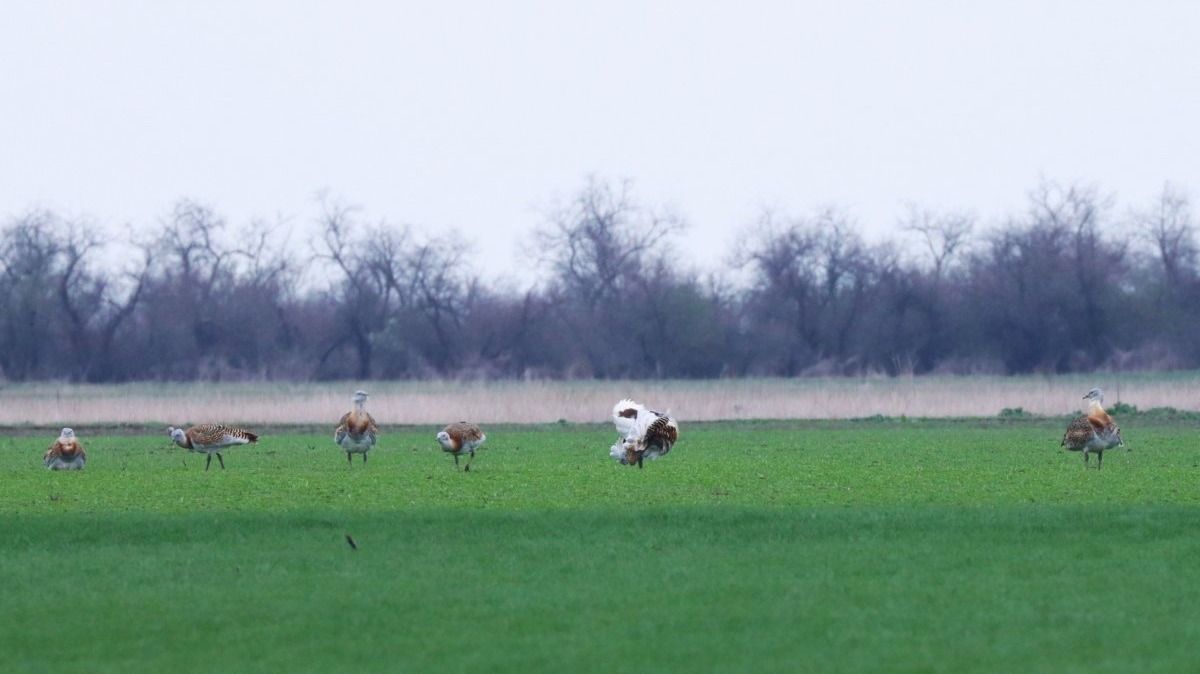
[59,427,75,439]
[435,430,452,448]
[168,426,186,444]
[353,390,369,404]
[1083,388,1104,403]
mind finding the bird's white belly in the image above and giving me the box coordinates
[339,435,375,453]
[642,446,669,460]
[192,436,250,453]
[1087,435,1121,451]
[47,456,85,470]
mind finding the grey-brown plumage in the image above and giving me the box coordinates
[169,424,259,470]
[436,421,486,471]
[335,390,378,464]
[44,428,86,471]
[1061,388,1125,469]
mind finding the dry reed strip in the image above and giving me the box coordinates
[1,376,1197,426]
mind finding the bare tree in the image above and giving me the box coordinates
[737,209,875,374]
[536,177,685,308]
[901,206,974,285]
[312,198,389,378]
[0,212,62,379]
[1134,183,1197,288]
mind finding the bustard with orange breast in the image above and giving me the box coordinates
[169,424,259,470]
[44,427,87,470]
[335,390,378,464]
[1061,388,1125,469]
[436,421,486,471]
[610,399,679,468]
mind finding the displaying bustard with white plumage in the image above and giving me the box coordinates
[169,424,259,470]
[1061,388,1125,469]
[436,421,486,471]
[335,390,378,464]
[44,427,86,470]
[610,399,679,468]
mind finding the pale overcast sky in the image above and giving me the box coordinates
[2,1,1199,282]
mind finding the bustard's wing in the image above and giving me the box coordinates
[631,406,662,441]
[456,422,485,442]
[1061,416,1094,450]
[365,412,379,442]
[335,411,352,444]
[191,424,258,447]
[443,421,484,449]
[44,439,65,463]
[644,415,679,447]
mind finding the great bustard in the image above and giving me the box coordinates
[436,421,486,471]
[1061,388,1125,469]
[610,399,679,468]
[335,390,378,464]
[169,424,259,470]
[44,427,87,470]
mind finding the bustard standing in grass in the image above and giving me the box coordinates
[335,390,378,464]
[44,427,86,470]
[1061,388,1125,469]
[436,422,486,471]
[169,424,259,470]
[610,399,679,469]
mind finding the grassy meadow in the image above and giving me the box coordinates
[3,417,1200,672]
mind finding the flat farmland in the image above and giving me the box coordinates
[3,418,1200,673]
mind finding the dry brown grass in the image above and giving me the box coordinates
[1,375,1197,426]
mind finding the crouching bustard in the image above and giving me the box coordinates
[610,399,679,469]
[1061,388,1125,469]
[436,422,486,471]
[169,424,259,470]
[44,428,86,470]
[335,390,378,464]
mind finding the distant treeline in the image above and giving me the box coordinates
[1,178,1197,382]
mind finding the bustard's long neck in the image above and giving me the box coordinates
[1087,399,1106,414]
[354,400,366,412]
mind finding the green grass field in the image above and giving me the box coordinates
[3,418,1199,673]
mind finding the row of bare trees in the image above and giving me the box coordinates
[1,179,1197,382]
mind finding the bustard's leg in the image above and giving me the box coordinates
[205,454,212,471]
[465,450,475,472]
[637,454,644,469]
[363,452,368,464]
[1083,451,1089,467]
[1097,451,1103,470]
[217,453,225,470]
[454,454,460,469]
[347,451,352,465]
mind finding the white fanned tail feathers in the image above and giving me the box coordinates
[612,399,644,439]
